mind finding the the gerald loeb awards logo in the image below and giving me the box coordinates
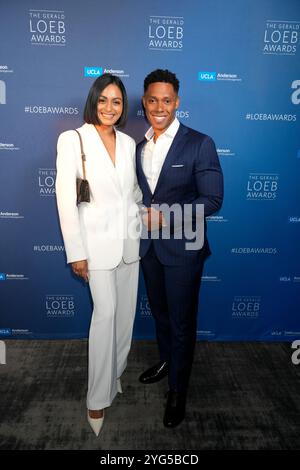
[263,20,299,55]
[247,173,279,200]
[148,15,184,51]
[29,9,66,46]
[139,294,152,317]
[232,296,261,319]
[38,169,56,196]
[46,295,75,318]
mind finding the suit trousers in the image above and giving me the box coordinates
[87,259,139,410]
[141,243,204,393]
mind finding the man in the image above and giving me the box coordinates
[136,69,223,427]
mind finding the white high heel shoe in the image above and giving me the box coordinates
[87,410,104,436]
[117,378,123,394]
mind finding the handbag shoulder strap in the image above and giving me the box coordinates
[74,129,87,180]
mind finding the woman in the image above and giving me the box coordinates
[56,74,141,436]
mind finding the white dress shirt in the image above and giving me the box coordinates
[142,117,180,194]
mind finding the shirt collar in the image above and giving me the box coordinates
[145,117,180,141]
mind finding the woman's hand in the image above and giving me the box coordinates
[71,260,89,282]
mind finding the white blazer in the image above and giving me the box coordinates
[56,123,141,270]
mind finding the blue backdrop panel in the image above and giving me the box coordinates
[0,0,299,341]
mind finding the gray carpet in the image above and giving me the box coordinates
[0,340,300,450]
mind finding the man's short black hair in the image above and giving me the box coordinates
[83,73,128,128]
[144,69,179,94]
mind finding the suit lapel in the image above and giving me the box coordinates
[83,124,121,193]
[153,124,188,196]
[114,130,124,193]
[137,139,153,196]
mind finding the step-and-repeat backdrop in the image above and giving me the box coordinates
[0,0,299,341]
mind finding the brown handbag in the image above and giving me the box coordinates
[75,129,90,204]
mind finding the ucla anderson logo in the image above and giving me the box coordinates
[198,72,241,82]
[84,67,103,77]
[0,329,11,336]
[198,72,216,81]
[84,67,129,78]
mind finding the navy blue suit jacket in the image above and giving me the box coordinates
[136,123,223,265]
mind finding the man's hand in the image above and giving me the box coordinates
[71,260,89,282]
[142,207,165,231]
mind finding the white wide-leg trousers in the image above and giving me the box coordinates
[87,259,139,410]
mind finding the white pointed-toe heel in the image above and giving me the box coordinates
[117,378,123,394]
[87,410,104,436]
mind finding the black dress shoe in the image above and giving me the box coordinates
[139,361,168,384]
[163,390,186,428]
